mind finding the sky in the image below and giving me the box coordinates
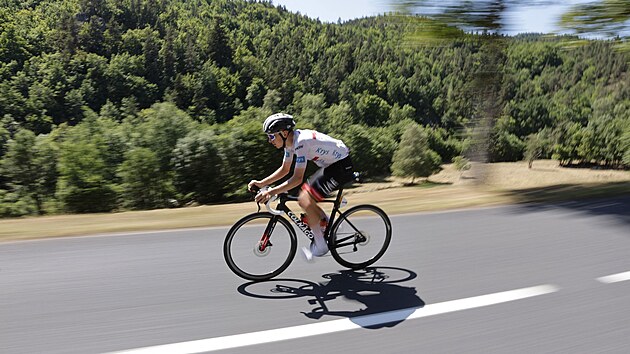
[272,0,595,36]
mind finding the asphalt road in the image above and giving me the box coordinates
[1,197,629,353]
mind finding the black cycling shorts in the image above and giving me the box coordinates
[302,156,354,201]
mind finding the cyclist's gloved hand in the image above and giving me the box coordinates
[248,180,263,192]
[254,189,272,204]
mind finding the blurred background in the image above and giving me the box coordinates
[0,0,627,227]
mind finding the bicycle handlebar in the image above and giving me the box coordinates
[251,183,346,214]
[254,187,283,215]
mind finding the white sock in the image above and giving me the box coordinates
[311,224,323,242]
[311,226,328,254]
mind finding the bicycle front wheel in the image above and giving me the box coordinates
[224,212,297,281]
[329,205,392,269]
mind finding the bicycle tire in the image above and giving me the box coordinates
[224,212,297,281]
[329,204,392,270]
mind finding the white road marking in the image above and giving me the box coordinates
[597,271,630,284]
[588,203,619,209]
[109,284,559,354]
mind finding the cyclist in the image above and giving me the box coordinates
[248,113,354,261]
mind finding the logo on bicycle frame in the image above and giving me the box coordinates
[287,211,314,240]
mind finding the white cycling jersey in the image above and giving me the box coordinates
[283,129,349,168]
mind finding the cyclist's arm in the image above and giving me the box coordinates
[268,166,305,196]
[258,158,292,186]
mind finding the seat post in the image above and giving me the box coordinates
[333,186,345,208]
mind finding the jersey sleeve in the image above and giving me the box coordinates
[293,142,307,169]
[282,148,293,164]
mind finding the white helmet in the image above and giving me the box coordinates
[263,113,295,134]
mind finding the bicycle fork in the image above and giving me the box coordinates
[257,216,279,253]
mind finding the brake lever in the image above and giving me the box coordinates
[254,187,282,215]
[251,186,281,214]
[250,185,262,212]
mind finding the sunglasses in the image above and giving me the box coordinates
[267,133,276,141]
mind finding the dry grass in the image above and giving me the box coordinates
[430,160,630,189]
[1,160,628,243]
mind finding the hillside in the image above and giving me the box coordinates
[0,0,628,217]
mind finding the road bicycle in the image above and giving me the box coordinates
[223,182,392,281]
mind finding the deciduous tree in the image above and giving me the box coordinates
[391,123,441,184]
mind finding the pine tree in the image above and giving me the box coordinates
[208,18,233,68]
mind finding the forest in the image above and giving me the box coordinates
[0,0,628,216]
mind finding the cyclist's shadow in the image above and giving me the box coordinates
[237,266,424,329]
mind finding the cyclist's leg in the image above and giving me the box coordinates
[299,157,354,258]
[298,186,328,257]
[299,167,328,228]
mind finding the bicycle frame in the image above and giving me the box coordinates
[266,187,346,242]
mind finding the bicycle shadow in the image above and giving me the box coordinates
[237,266,424,329]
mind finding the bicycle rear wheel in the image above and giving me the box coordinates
[224,212,297,281]
[329,204,392,269]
